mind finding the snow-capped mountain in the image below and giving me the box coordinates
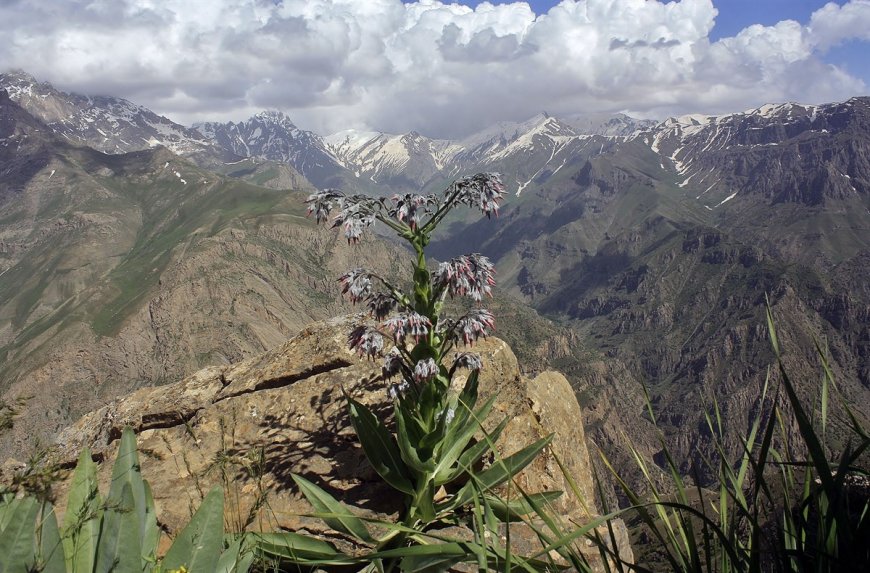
[561,112,657,137]
[324,112,652,194]
[326,130,461,189]
[198,111,353,189]
[0,70,220,159]
[640,98,869,207]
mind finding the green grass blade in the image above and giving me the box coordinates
[450,434,553,508]
[483,491,564,522]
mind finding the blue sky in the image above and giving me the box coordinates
[3,0,869,137]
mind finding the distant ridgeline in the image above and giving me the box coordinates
[0,71,868,492]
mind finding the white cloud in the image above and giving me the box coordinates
[1,0,867,137]
[809,0,870,49]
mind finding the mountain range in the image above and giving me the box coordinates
[0,70,868,492]
[0,70,654,194]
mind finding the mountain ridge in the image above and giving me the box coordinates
[2,71,868,494]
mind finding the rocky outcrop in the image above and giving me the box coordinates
[38,316,631,567]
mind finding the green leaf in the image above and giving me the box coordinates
[437,416,510,487]
[400,552,467,572]
[0,497,38,573]
[346,396,414,495]
[216,534,255,573]
[254,532,353,565]
[484,491,564,522]
[0,496,17,533]
[450,434,553,509]
[445,370,479,434]
[458,369,480,409]
[292,474,373,542]
[368,542,471,559]
[141,482,160,567]
[36,502,66,573]
[106,427,159,567]
[433,395,498,485]
[162,486,225,573]
[95,482,141,573]
[395,405,437,473]
[63,448,102,573]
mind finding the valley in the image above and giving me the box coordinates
[0,70,868,497]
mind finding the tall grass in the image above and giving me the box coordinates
[583,304,870,572]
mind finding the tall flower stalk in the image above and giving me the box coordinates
[254,174,560,571]
[308,174,505,524]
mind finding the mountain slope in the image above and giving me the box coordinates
[0,70,221,158]
[325,113,650,195]
[0,95,404,457]
[326,130,461,191]
[432,97,870,482]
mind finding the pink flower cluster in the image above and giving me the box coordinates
[384,312,432,345]
[434,253,495,302]
[452,173,506,219]
[453,309,495,345]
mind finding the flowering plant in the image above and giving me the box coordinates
[257,174,560,571]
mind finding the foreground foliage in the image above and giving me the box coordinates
[592,304,870,573]
[0,427,253,573]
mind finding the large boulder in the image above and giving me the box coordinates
[28,316,633,566]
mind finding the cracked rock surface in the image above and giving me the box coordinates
[43,316,632,566]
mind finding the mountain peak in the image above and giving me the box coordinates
[0,69,38,84]
[254,110,295,125]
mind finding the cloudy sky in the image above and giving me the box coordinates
[2,0,869,138]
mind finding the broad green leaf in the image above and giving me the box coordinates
[457,370,480,413]
[0,497,38,573]
[0,495,18,532]
[63,448,102,573]
[162,486,225,573]
[216,534,256,573]
[395,406,437,473]
[450,434,553,509]
[107,427,158,568]
[346,397,414,495]
[95,482,141,573]
[292,474,373,542]
[36,502,66,573]
[254,531,353,565]
[140,482,160,567]
[368,542,471,559]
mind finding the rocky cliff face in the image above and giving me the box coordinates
[0,70,224,161]
[31,318,631,566]
[432,97,870,491]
